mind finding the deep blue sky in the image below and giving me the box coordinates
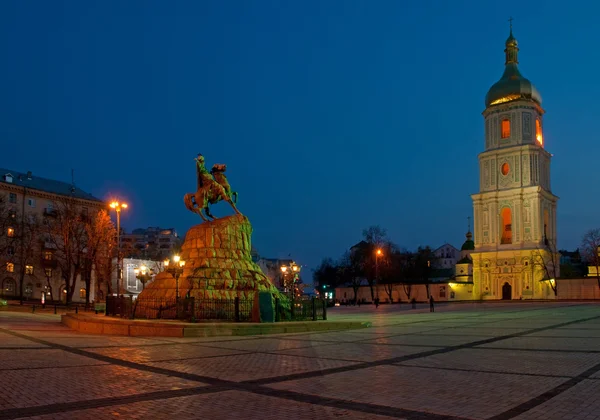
[1,1,598,273]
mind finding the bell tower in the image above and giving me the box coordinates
[470,22,559,300]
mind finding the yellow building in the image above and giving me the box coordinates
[470,26,558,300]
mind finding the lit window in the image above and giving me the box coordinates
[7,227,14,237]
[28,198,36,208]
[501,119,511,139]
[9,193,17,204]
[500,207,512,244]
[44,251,53,260]
[44,268,52,277]
[501,163,510,176]
[6,263,14,272]
[80,288,86,298]
[25,265,34,275]
[536,119,543,146]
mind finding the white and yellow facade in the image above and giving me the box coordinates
[470,27,558,300]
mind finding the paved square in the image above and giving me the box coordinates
[1,302,599,419]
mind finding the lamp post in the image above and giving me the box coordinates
[280,262,300,300]
[164,255,186,303]
[134,265,154,290]
[44,269,52,306]
[375,248,382,300]
[109,200,128,297]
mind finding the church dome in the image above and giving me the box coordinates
[461,231,475,251]
[485,28,542,107]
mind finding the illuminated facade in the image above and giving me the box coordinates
[0,169,104,302]
[470,26,559,300]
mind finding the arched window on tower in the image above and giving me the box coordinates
[536,119,543,146]
[500,207,512,244]
[501,119,511,139]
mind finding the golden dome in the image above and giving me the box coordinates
[485,27,541,108]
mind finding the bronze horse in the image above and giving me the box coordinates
[183,155,241,221]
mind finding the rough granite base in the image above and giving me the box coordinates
[138,215,279,300]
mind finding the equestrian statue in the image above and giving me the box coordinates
[183,154,241,221]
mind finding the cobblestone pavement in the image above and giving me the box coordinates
[1,302,599,419]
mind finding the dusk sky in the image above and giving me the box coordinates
[1,1,598,275]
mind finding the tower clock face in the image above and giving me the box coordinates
[501,163,510,176]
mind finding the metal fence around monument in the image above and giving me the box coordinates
[274,297,327,322]
[105,296,254,322]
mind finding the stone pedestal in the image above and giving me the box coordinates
[139,215,279,300]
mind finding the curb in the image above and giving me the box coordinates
[61,314,371,337]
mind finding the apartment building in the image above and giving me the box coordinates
[121,227,181,259]
[0,168,104,303]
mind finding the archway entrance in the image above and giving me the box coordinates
[502,282,512,300]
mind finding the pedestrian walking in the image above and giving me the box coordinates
[429,295,435,312]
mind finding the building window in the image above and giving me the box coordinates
[25,265,34,275]
[44,268,52,277]
[501,119,511,139]
[501,163,510,176]
[500,207,512,244]
[25,283,33,297]
[28,198,36,208]
[7,227,14,237]
[536,119,543,146]
[7,246,14,256]
[3,279,16,294]
[44,251,53,261]
[8,210,16,219]
[9,193,17,204]
[79,288,86,299]
[6,263,14,273]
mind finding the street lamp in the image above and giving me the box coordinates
[134,265,154,290]
[164,255,186,303]
[280,262,300,300]
[375,249,383,300]
[109,200,128,297]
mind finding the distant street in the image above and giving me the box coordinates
[1,302,600,419]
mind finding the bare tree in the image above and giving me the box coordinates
[362,225,387,245]
[402,282,413,302]
[531,238,560,297]
[581,228,600,289]
[414,246,435,299]
[83,209,116,305]
[337,252,362,304]
[17,212,42,301]
[355,226,390,302]
[41,197,88,304]
[381,250,404,303]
